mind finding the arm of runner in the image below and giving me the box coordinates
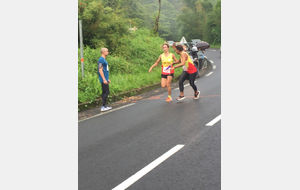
[171,58,180,66]
[167,54,179,70]
[149,55,161,73]
[173,53,187,68]
[172,54,178,63]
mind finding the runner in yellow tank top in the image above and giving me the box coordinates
[149,43,178,102]
[170,45,200,100]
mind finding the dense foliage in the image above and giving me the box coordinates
[178,0,221,43]
[78,0,221,46]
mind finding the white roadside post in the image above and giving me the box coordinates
[79,20,84,79]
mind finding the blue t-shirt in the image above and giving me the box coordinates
[198,51,204,59]
[98,56,109,83]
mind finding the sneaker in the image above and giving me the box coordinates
[105,106,112,110]
[101,106,109,112]
[194,91,200,100]
[166,97,172,102]
[177,95,185,101]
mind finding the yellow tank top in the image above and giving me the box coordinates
[161,53,173,67]
[161,53,174,75]
[181,52,192,68]
[180,52,197,74]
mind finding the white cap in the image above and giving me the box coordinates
[192,46,198,52]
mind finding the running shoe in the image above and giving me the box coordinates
[166,97,172,102]
[177,95,185,101]
[194,91,200,99]
[105,106,112,110]
[101,106,110,112]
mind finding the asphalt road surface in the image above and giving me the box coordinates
[79,49,221,190]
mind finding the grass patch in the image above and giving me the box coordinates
[209,44,221,49]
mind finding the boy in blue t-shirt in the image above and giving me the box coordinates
[98,48,111,112]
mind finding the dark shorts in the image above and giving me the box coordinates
[161,74,174,78]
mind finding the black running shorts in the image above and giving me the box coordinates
[161,74,174,78]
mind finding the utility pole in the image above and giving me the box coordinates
[79,20,84,79]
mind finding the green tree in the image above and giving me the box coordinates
[157,0,180,40]
[182,0,198,10]
[139,0,181,41]
[177,0,215,42]
[154,0,162,34]
[206,0,221,44]
[177,7,202,41]
[78,0,130,51]
[121,0,146,28]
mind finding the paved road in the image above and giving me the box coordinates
[79,49,221,190]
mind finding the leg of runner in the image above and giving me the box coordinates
[194,62,200,77]
[161,76,167,88]
[161,76,170,102]
[166,75,173,102]
[178,71,189,100]
[188,72,200,99]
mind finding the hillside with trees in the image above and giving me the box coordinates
[78,0,221,45]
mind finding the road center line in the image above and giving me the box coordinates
[213,65,216,69]
[78,103,135,123]
[112,144,185,190]
[206,72,213,76]
[210,60,214,63]
[205,115,221,126]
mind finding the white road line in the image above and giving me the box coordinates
[205,115,221,126]
[78,103,135,123]
[213,65,216,69]
[210,60,214,63]
[206,72,213,76]
[112,144,185,190]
